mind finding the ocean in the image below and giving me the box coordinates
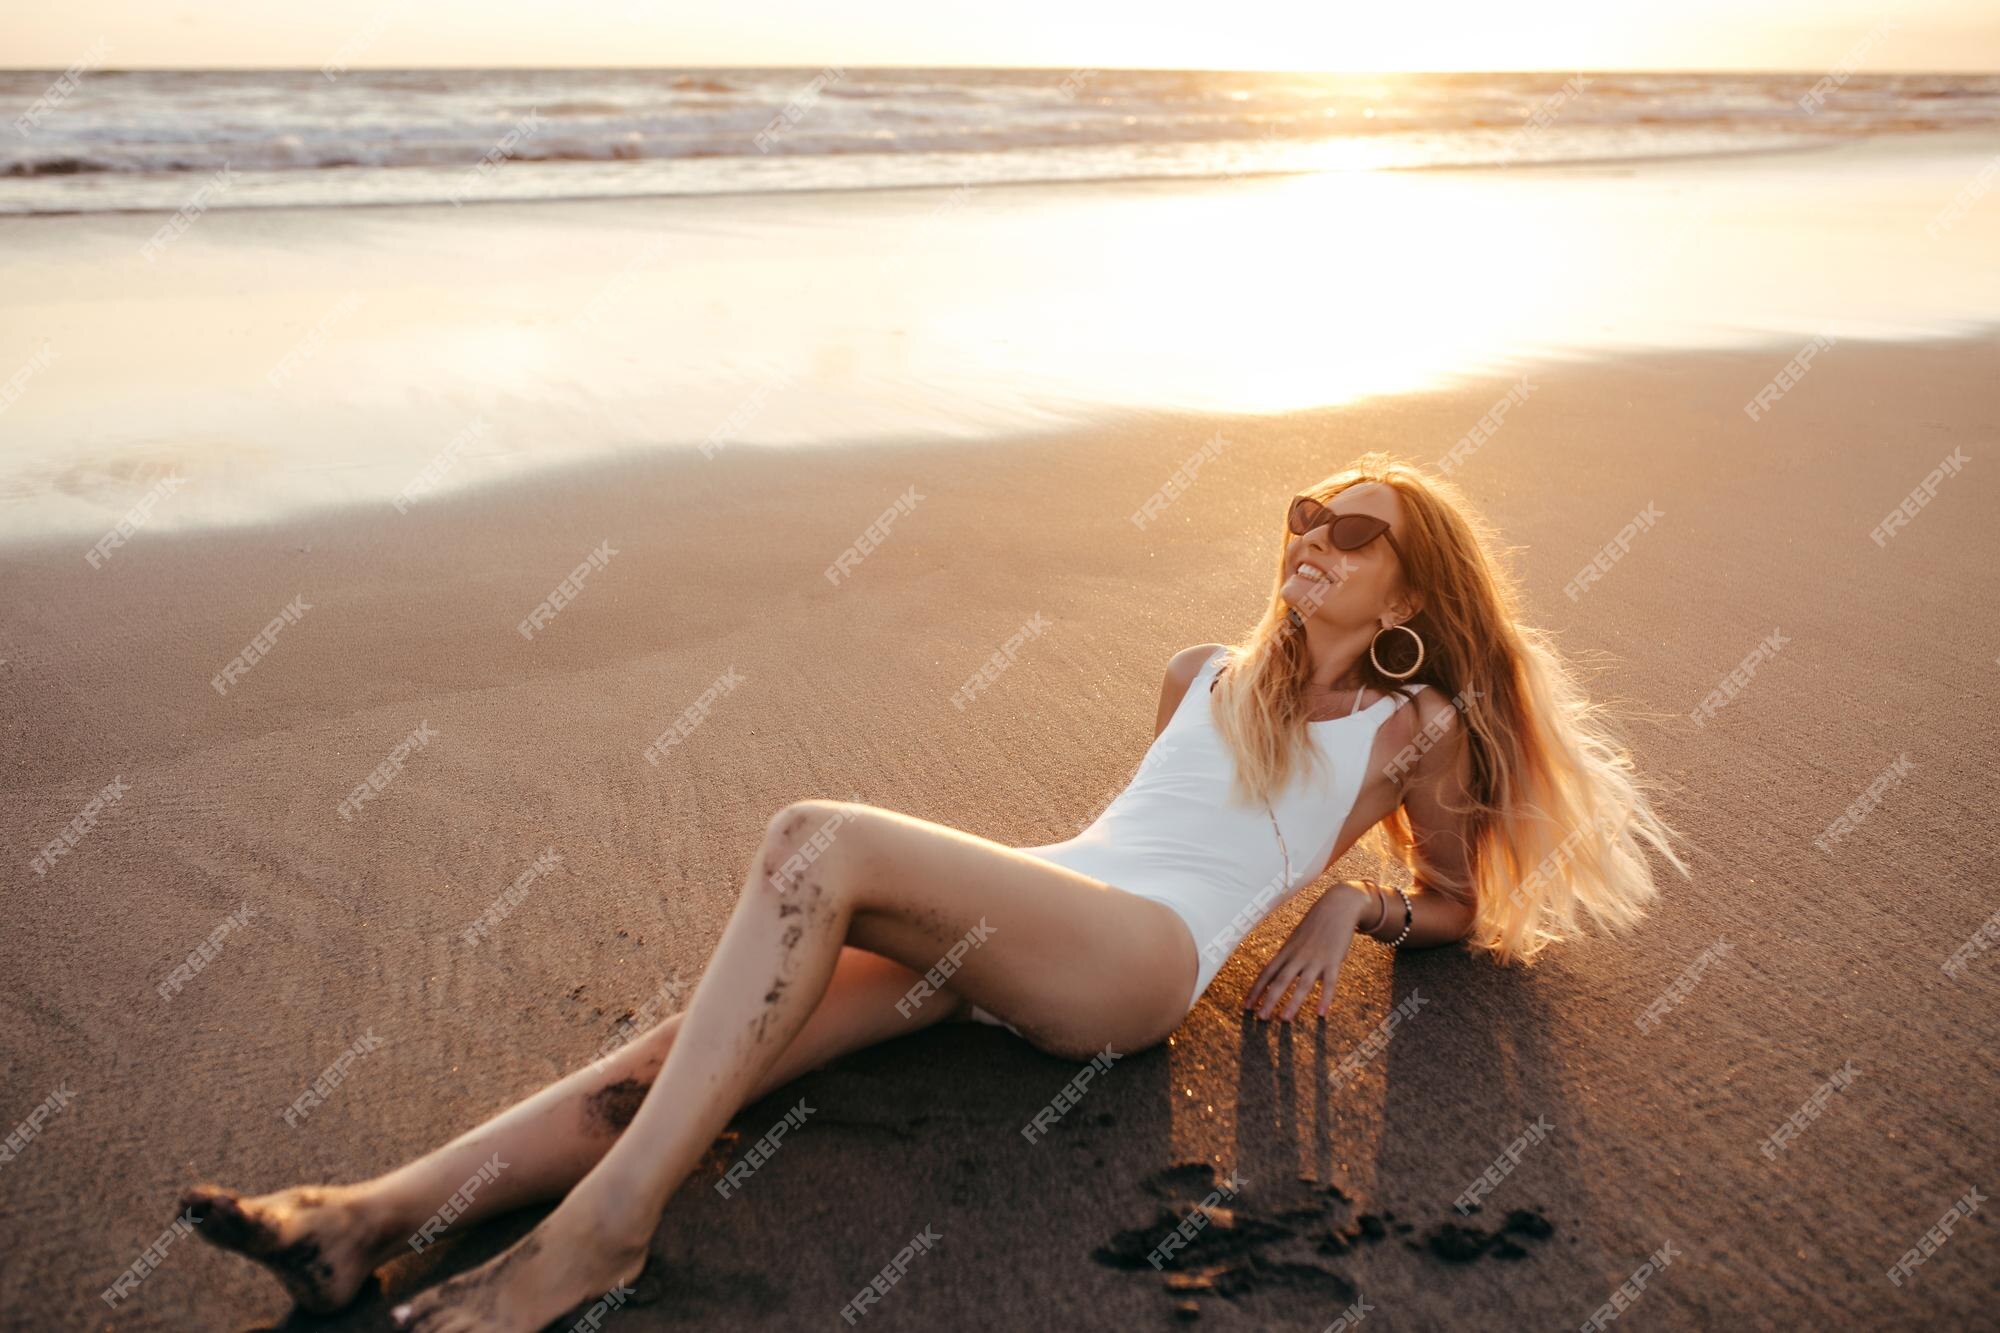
[7,67,2000,214]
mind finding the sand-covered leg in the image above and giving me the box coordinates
[181,947,947,1319]
[388,799,1192,1332]
[387,802,860,1331]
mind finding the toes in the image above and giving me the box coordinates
[391,1284,450,1330]
[178,1182,231,1224]
[180,1185,268,1253]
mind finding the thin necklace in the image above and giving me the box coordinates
[1306,681,1368,715]
[1264,682,1364,886]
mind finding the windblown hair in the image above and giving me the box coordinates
[1209,452,1691,965]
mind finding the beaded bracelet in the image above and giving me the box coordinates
[1385,883,1415,948]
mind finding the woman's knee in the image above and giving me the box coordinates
[755,799,878,899]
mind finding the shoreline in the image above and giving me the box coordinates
[0,128,1888,221]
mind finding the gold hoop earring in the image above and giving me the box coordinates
[1369,623,1424,680]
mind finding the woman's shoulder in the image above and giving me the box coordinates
[1168,640,1224,696]
[1383,681,1471,779]
[1404,681,1467,733]
[1166,642,1230,687]
[1155,644,1230,734]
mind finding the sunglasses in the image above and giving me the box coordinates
[1287,495,1405,563]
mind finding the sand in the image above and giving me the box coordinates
[3,334,1998,1330]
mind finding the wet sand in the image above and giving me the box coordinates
[6,126,2000,548]
[3,335,1998,1329]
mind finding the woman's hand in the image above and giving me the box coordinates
[1244,882,1377,1022]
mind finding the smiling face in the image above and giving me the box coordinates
[1279,480,1413,633]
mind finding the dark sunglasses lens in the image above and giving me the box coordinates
[1331,514,1387,550]
[1289,497,1330,536]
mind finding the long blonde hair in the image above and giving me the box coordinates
[1210,453,1691,965]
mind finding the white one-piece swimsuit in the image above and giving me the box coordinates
[970,646,1428,1030]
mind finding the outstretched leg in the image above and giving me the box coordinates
[182,947,959,1314]
[392,800,1196,1331]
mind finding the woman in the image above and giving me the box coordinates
[180,454,1689,1331]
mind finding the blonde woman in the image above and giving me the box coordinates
[181,453,1690,1332]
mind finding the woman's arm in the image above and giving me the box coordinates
[1246,691,1479,1020]
[1365,688,1480,945]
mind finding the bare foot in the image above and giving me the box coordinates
[389,1209,647,1333]
[180,1182,392,1314]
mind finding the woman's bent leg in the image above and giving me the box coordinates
[182,947,959,1314]
[392,800,1197,1332]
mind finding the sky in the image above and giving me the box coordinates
[4,0,1998,71]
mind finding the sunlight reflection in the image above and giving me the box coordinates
[2,134,1997,540]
